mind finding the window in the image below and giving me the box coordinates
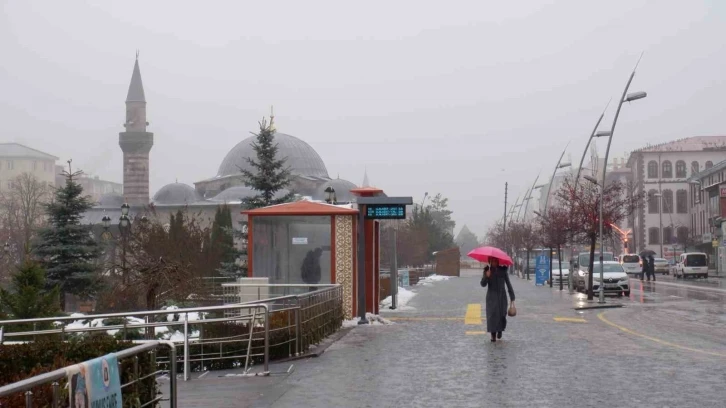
[692,161,699,175]
[663,227,673,245]
[648,189,659,214]
[677,227,689,245]
[676,190,687,213]
[662,189,674,214]
[675,160,687,178]
[706,161,714,169]
[662,161,673,178]
[649,227,660,244]
[647,161,658,178]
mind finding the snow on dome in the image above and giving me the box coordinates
[210,185,291,202]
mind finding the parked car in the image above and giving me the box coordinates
[652,258,669,275]
[574,261,629,296]
[550,261,570,287]
[674,253,709,279]
[618,254,642,276]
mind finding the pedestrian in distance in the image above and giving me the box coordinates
[641,256,648,281]
[648,254,656,281]
[480,258,516,343]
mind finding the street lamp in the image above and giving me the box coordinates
[324,186,337,204]
[596,54,647,304]
[543,145,571,217]
[119,203,131,284]
[654,193,663,258]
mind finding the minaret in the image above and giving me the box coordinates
[362,167,370,187]
[119,53,153,207]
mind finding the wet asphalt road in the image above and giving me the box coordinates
[175,269,726,408]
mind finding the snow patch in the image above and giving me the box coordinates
[342,313,394,327]
[379,286,416,311]
[417,274,452,285]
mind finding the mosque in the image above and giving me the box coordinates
[84,57,361,226]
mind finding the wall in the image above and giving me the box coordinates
[0,158,55,191]
[435,247,461,277]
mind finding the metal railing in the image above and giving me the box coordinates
[0,341,177,408]
[0,284,343,382]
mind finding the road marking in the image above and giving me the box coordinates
[465,331,487,335]
[465,304,482,325]
[598,311,726,358]
[199,371,210,379]
[387,317,464,321]
[553,317,587,323]
[638,280,726,295]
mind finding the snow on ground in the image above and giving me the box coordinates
[56,308,205,338]
[379,286,417,311]
[417,274,452,286]
[342,313,393,327]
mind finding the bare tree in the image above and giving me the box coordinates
[0,173,51,285]
[556,176,645,300]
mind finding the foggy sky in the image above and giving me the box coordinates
[2,0,725,238]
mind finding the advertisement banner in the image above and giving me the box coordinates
[399,269,410,287]
[535,255,550,286]
[68,353,122,408]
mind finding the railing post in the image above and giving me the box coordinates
[51,382,59,408]
[133,356,139,398]
[243,308,258,374]
[24,390,32,408]
[183,313,190,381]
[295,302,301,356]
[264,306,270,373]
[167,343,178,408]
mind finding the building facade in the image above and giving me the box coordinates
[627,137,726,258]
[688,159,726,271]
[0,143,57,191]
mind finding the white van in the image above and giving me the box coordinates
[675,252,709,279]
[619,254,642,276]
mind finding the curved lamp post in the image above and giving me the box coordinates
[596,57,647,303]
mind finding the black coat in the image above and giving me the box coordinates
[480,266,516,333]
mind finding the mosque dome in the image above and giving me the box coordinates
[152,183,201,205]
[217,133,329,179]
[98,192,125,208]
[209,185,292,202]
[315,179,358,202]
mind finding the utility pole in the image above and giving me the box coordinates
[503,182,508,253]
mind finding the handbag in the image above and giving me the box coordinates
[507,301,517,317]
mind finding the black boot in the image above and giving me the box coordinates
[491,333,496,342]
[497,331,503,339]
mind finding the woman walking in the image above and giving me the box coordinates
[480,259,516,342]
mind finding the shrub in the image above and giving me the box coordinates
[0,336,158,407]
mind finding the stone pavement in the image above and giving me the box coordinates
[171,269,726,408]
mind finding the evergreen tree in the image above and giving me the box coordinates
[211,205,241,277]
[0,261,60,324]
[239,118,295,209]
[34,162,101,309]
[236,117,296,276]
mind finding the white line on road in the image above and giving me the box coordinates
[199,371,210,379]
[633,280,726,295]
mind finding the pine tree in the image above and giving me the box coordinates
[211,205,241,277]
[236,118,296,276]
[239,118,295,209]
[33,162,101,310]
[0,261,60,324]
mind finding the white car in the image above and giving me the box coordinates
[674,253,709,279]
[577,261,630,296]
[550,261,570,286]
[618,254,642,276]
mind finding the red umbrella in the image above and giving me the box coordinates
[467,246,513,266]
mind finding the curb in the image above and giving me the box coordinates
[574,304,625,310]
[277,327,353,363]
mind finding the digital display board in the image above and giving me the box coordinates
[365,204,406,219]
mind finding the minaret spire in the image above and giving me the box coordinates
[120,53,154,207]
[362,167,370,187]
